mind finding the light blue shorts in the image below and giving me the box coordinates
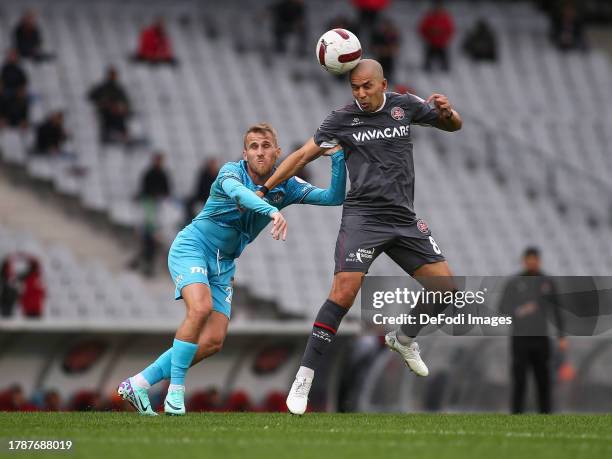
[167,226,235,319]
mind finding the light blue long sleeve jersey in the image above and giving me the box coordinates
[189,150,346,260]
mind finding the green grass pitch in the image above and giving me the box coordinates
[1,412,611,459]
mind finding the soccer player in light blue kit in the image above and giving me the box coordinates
[118,123,346,415]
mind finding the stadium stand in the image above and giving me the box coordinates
[0,0,611,321]
[0,223,183,327]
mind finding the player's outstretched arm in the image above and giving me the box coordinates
[221,176,278,216]
[427,93,463,132]
[221,177,287,240]
[260,137,325,194]
[300,149,346,206]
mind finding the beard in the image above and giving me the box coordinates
[248,160,274,177]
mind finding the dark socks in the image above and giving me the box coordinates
[301,299,348,370]
[400,289,457,338]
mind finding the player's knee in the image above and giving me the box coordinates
[329,274,362,307]
[186,301,212,324]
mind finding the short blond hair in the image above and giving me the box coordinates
[243,123,278,149]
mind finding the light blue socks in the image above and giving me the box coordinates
[140,348,173,386]
[170,338,198,386]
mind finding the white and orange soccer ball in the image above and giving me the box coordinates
[315,28,362,75]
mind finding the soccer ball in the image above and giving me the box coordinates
[316,29,362,75]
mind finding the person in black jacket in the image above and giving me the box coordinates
[499,247,568,413]
[129,153,172,276]
[270,0,307,55]
[35,111,68,155]
[88,67,131,144]
[13,10,53,62]
[184,158,219,224]
[139,152,171,200]
[462,18,498,62]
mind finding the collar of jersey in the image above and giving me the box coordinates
[354,93,387,113]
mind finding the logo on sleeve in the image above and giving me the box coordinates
[391,106,405,120]
[416,219,429,234]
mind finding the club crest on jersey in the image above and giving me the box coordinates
[417,219,429,234]
[266,192,285,204]
[391,106,405,120]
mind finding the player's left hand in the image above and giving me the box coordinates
[427,93,453,119]
[270,211,287,241]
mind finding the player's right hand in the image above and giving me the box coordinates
[270,212,287,241]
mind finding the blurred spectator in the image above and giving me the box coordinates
[20,256,45,318]
[0,86,29,130]
[129,153,172,277]
[1,49,28,96]
[0,256,19,318]
[225,391,252,412]
[418,0,455,72]
[371,17,401,82]
[71,390,104,411]
[189,387,223,412]
[327,15,358,33]
[0,49,30,130]
[88,66,131,144]
[108,391,132,412]
[260,392,288,412]
[13,10,53,62]
[134,19,177,65]
[462,19,498,62]
[0,385,38,411]
[352,0,390,38]
[34,111,68,156]
[499,247,568,414]
[338,335,385,412]
[270,0,307,55]
[551,2,587,51]
[139,152,171,200]
[42,390,62,411]
[184,158,219,224]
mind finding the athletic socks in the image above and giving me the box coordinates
[301,299,348,371]
[296,366,314,379]
[132,373,151,389]
[135,348,173,388]
[400,288,457,338]
[396,328,414,345]
[170,338,198,386]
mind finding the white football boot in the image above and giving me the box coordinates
[385,330,429,376]
[286,376,313,415]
